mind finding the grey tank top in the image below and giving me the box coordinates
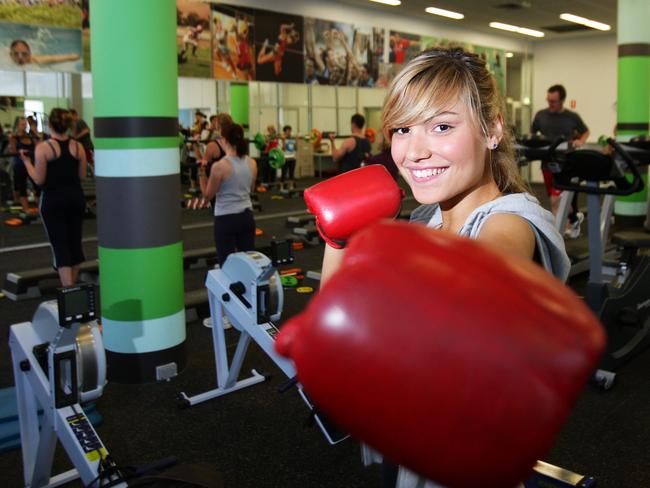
[214,155,253,216]
[409,193,570,282]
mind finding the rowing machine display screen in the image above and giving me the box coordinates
[57,283,96,327]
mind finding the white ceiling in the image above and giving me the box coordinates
[338,0,617,40]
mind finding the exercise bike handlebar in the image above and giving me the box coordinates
[608,137,645,192]
[548,137,644,196]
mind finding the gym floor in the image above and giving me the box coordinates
[1,179,649,487]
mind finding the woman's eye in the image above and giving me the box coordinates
[392,127,410,135]
[434,124,452,133]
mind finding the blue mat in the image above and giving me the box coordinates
[0,387,103,454]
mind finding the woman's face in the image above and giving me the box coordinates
[16,118,27,132]
[390,101,490,205]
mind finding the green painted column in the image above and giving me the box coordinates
[616,0,650,226]
[230,83,249,129]
[90,0,185,383]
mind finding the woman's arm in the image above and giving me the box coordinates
[74,140,88,180]
[7,135,17,154]
[20,142,49,186]
[199,160,225,200]
[321,245,346,286]
[248,157,258,193]
[477,214,536,261]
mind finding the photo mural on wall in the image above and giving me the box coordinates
[176,0,211,78]
[345,24,384,88]
[253,8,303,84]
[212,3,255,81]
[420,36,506,94]
[304,17,357,86]
[81,0,89,71]
[2,0,509,95]
[0,0,82,72]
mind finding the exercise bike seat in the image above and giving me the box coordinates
[611,230,650,250]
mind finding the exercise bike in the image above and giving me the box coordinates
[546,138,650,383]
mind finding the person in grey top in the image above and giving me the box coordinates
[531,84,590,238]
[198,122,257,266]
[318,48,571,488]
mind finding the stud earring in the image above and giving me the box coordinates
[491,142,498,150]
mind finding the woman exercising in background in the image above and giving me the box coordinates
[8,117,38,214]
[20,108,87,287]
[198,122,257,266]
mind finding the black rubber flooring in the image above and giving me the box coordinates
[1,179,649,487]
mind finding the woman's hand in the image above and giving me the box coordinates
[19,149,31,164]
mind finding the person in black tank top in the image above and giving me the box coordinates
[199,113,232,209]
[329,113,372,173]
[19,107,88,286]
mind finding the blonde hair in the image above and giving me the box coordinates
[382,47,527,194]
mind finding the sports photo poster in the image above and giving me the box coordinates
[176,0,211,78]
[211,3,255,81]
[0,0,81,28]
[0,21,82,72]
[421,36,507,94]
[388,30,421,66]
[253,8,303,84]
[0,0,82,72]
[304,17,355,86]
[81,0,89,71]
[342,24,383,88]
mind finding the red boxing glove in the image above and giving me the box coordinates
[276,221,605,488]
[303,165,403,249]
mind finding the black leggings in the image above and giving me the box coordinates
[213,208,256,266]
[281,158,296,181]
[40,189,86,268]
[568,193,580,223]
[13,162,40,197]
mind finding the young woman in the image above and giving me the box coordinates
[8,117,38,214]
[20,108,87,287]
[198,122,257,266]
[321,47,569,287]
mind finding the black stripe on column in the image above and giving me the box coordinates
[96,174,182,248]
[619,43,650,57]
[617,122,650,131]
[106,342,187,383]
[94,117,179,138]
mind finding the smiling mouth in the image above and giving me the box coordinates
[410,167,449,180]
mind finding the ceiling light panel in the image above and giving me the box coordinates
[489,21,544,37]
[559,13,611,31]
[425,7,464,20]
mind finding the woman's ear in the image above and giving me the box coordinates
[487,114,504,150]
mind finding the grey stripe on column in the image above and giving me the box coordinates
[94,116,179,138]
[618,43,650,57]
[617,122,650,131]
[96,175,182,248]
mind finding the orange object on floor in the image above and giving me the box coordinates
[280,267,303,276]
[4,218,23,226]
[292,241,304,250]
[256,185,267,193]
